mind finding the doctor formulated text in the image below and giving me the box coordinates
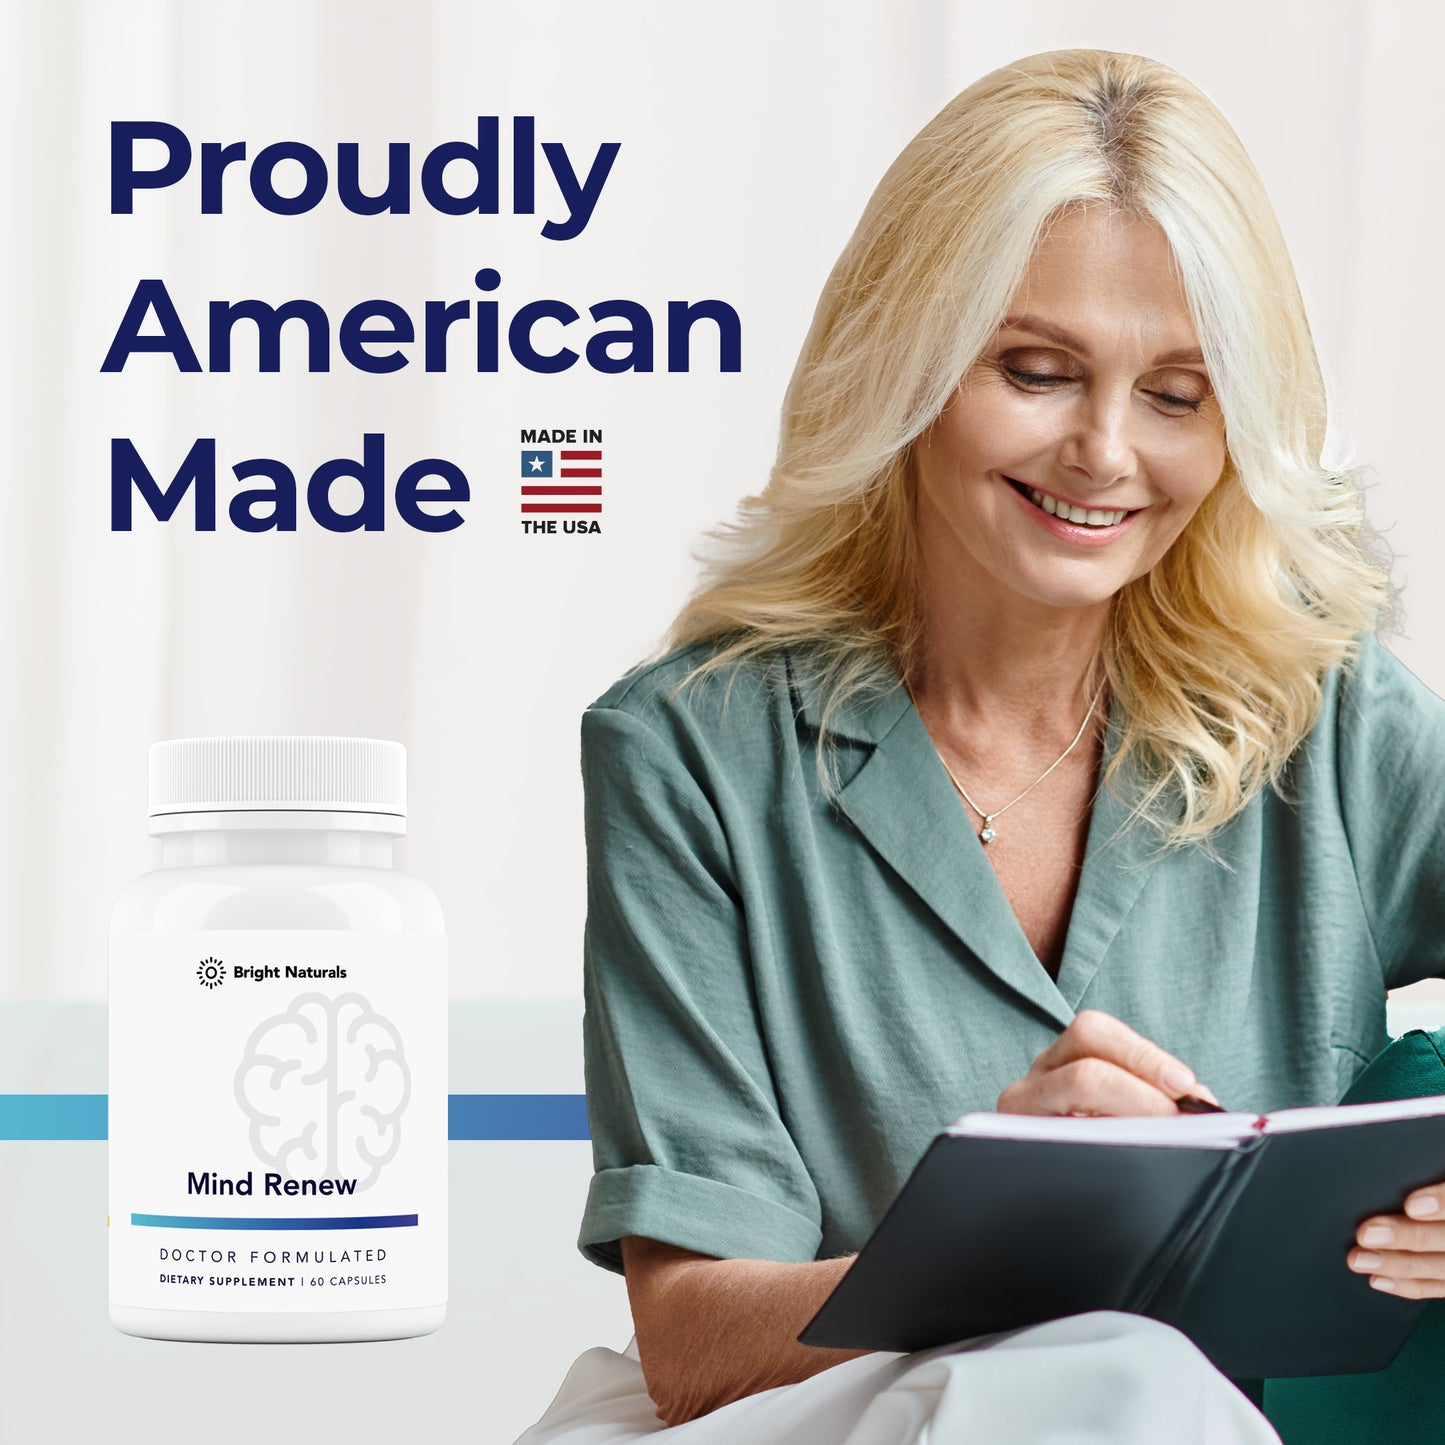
[103,119,744,532]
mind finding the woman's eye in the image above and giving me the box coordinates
[1147,390,1204,413]
[1004,366,1068,388]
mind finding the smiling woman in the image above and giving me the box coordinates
[515,47,1431,1445]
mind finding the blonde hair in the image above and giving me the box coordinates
[663,48,1395,848]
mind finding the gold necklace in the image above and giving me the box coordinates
[905,678,1106,845]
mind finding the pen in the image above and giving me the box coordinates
[1176,1094,1226,1114]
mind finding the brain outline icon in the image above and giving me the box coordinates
[234,991,411,1192]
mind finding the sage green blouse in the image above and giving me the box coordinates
[576,635,1445,1276]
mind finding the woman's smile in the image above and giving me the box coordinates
[1005,476,1142,542]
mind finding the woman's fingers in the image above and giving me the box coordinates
[1346,1249,1445,1298]
[1360,1276,1440,1300]
[1348,1247,1445,1281]
[1032,1009,1202,1098]
[1347,1196,1445,1298]
[1404,1187,1443,1219]
[994,1009,1216,1117]
[998,1055,1184,1117]
[1354,1213,1445,1253]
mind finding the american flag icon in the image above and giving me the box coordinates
[520,448,603,514]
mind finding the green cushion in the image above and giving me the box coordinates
[1264,1029,1445,1443]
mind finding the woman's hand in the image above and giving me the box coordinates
[996,1009,1219,1117]
[1349,1185,1445,1298]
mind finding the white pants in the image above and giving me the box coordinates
[514,1311,1281,1444]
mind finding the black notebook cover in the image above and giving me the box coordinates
[799,1105,1445,1378]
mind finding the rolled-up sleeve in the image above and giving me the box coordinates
[576,703,823,1276]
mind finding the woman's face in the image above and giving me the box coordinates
[914,205,1228,616]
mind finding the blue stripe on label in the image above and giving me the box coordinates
[0,1094,590,1141]
[131,1213,417,1230]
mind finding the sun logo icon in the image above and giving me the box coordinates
[196,956,226,990]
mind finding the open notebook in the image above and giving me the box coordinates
[799,1097,1445,1378]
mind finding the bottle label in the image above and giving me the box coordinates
[109,930,447,1314]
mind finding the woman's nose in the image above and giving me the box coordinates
[1058,391,1138,488]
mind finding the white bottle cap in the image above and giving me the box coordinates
[148,736,406,829]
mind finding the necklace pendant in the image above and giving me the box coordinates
[980,819,997,845]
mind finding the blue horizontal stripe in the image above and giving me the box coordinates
[0,1094,589,1142]
[448,1093,590,1140]
[0,1094,108,1140]
[132,1212,416,1231]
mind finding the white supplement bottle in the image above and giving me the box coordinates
[109,736,447,1342]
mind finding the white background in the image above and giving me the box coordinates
[3,2,1445,1442]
